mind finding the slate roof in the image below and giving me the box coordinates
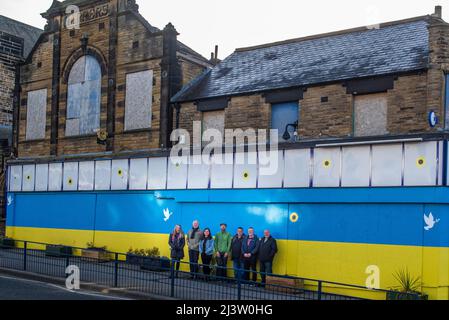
[0,15,42,57]
[172,17,431,103]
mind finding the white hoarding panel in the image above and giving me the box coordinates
[167,156,188,190]
[22,165,35,192]
[10,166,22,192]
[63,162,79,191]
[35,164,49,192]
[313,147,341,187]
[341,146,370,187]
[210,154,233,189]
[148,157,167,190]
[95,160,111,190]
[233,152,258,189]
[48,163,63,191]
[111,159,129,190]
[78,161,94,191]
[404,142,437,186]
[371,144,403,187]
[188,155,210,189]
[283,149,310,188]
[258,150,284,188]
[130,158,148,190]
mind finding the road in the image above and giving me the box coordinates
[0,274,128,300]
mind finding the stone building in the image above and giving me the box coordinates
[14,0,211,160]
[1,15,41,140]
[0,15,41,228]
[172,7,449,146]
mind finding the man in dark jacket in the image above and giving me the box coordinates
[231,227,245,281]
[258,229,278,285]
[241,227,259,283]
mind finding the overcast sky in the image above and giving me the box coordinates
[1,0,447,59]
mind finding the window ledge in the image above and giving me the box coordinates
[121,128,154,134]
[21,139,48,144]
[61,134,98,140]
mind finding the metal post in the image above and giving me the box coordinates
[170,260,175,298]
[114,253,118,288]
[65,253,70,269]
[317,281,322,301]
[237,275,242,300]
[23,241,27,271]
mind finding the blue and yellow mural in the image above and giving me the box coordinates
[6,187,449,299]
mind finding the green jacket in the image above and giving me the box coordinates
[214,231,232,254]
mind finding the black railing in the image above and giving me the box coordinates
[0,239,421,300]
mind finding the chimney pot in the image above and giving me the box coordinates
[435,5,442,18]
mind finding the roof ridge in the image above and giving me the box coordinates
[0,15,43,32]
[235,15,430,53]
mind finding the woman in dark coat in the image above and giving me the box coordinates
[168,224,185,278]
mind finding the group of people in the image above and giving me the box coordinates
[168,221,278,285]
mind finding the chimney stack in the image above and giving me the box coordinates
[209,45,221,66]
[434,5,442,19]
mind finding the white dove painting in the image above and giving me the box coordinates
[424,212,440,231]
[7,195,12,206]
[163,208,173,222]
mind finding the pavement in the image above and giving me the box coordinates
[0,274,128,300]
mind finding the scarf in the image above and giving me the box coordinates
[190,227,199,239]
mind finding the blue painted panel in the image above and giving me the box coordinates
[6,194,15,227]
[6,188,449,247]
[94,193,180,235]
[271,102,299,142]
[180,203,289,240]
[293,204,424,246]
[10,193,96,230]
[422,204,449,247]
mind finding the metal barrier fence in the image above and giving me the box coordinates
[0,239,420,300]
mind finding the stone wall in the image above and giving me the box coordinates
[0,30,23,128]
[16,0,209,159]
[177,73,430,141]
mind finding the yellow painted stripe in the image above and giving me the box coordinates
[6,226,449,300]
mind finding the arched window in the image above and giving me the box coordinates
[66,55,101,136]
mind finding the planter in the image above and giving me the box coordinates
[386,291,428,300]
[126,253,144,266]
[140,256,171,272]
[0,238,15,249]
[81,249,111,262]
[265,276,304,294]
[45,245,73,258]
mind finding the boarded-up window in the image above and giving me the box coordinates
[66,55,101,137]
[354,93,388,137]
[26,89,47,141]
[125,70,153,131]
[202,110,225,135]
[202,110,225,147]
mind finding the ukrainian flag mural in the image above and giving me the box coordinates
[5,139,449,299]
